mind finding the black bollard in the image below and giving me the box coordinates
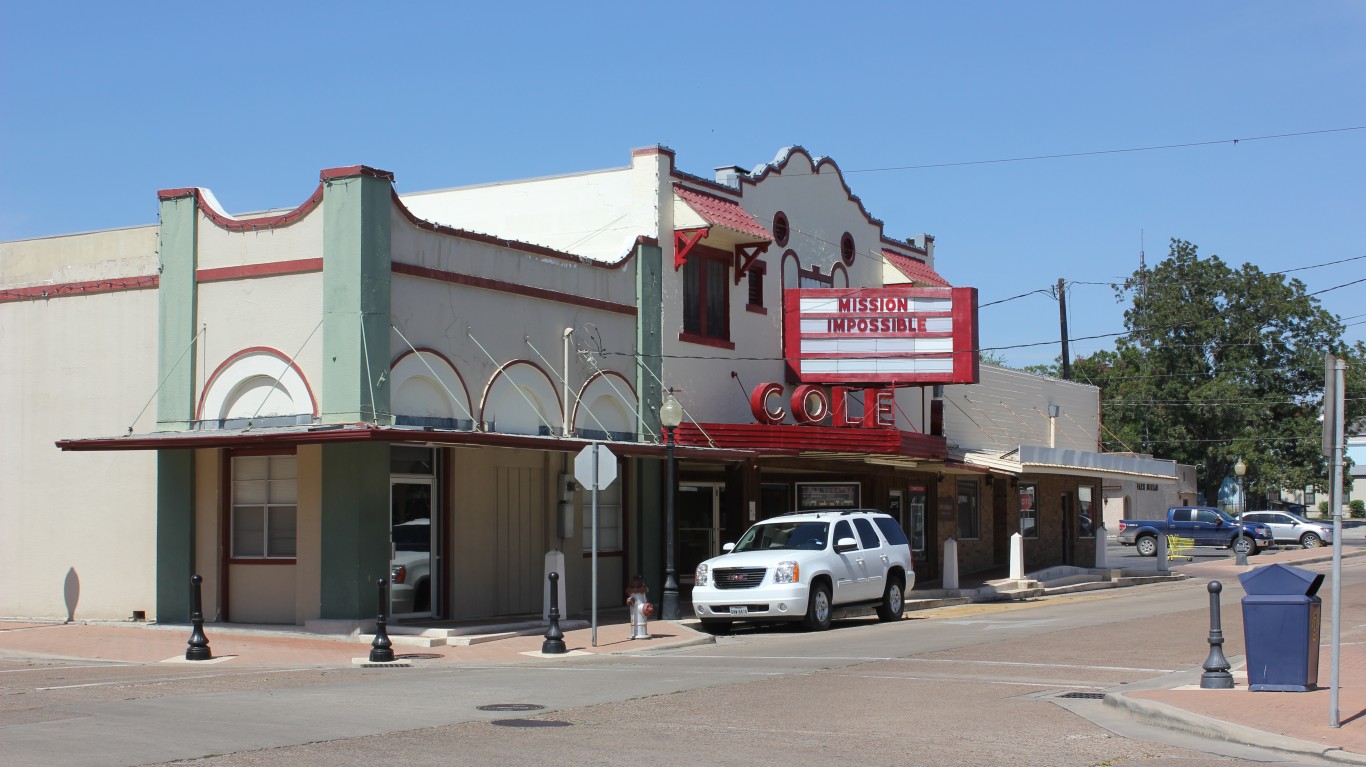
[1200,580,1234,689]
[369,577,396,663]
[542,572,567,654]
[185,574,212,661]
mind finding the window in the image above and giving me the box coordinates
[833,520,857,547]
[773,211,790,247]
[840,232,856,265]
[231,455,297,559]
[747,268,765,310]
[682,252,730,341]
[1019,483,1038,538]
[957,480,980,540]
[1078,485,1095,538]
[873,517,910,547]
[581,475,622,552]
[852,518,881,549]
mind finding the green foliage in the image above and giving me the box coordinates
[1352,499,1365,519]
[1320,500,1331,514]
[1072,239,1363,506]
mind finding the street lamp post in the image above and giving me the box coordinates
[1234,458,1248,566]
[659,393,683,620]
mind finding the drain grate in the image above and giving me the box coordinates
[1057,692,1107,700]
[491,719,571,728]
[398,653,443,660]
[478,703,546,712]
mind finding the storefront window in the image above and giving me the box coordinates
[957,480,980,540]
[1019,483,1038,539]
[231,454,297,559]
[907,485,927,556]
[1078,485,1095,538]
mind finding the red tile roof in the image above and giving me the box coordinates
[674,185,772,241]
[882,250,951,287]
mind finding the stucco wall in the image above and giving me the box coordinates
[942,365,1100,453]
[0,235,159,619]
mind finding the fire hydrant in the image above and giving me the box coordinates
[626,575,653,640]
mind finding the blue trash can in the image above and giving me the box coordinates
[1238,563,1323,692]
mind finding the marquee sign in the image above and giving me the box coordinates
[782,286,979,385]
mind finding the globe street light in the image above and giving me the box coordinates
[659,393,683,620]
[1234,458,1248,566]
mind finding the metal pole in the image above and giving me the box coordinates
[591,443,599,647]
[662,425,680,620]
[542,572,567,654]
[185,574,212,661]
[1330,357,1346,727]
[369,578,395,663]
[1200,581,1234,689]
[1235,473,1247,567]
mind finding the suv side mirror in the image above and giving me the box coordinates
[722,542,735,553]
[834,537,858,553]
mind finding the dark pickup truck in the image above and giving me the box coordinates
[1117,506,1274,557]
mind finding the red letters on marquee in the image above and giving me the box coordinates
[750,382,895,429]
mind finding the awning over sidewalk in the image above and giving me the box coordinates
[952,445,1180,483]
[55,422,757,461]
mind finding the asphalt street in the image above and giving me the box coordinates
[6,553,1365,766]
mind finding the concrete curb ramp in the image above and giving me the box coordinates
[1105,689,1366,765]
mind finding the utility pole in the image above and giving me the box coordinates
[1057,277,1071,380]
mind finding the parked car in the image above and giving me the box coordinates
[1238,510,1333,548]
[691,509,913,634]
[1117,506,1274,557]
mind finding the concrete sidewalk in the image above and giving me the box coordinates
[1101,544,1366,764]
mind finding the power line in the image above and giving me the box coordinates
[837,126,1366,175]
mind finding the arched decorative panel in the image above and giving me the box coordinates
[391,349,473,429]
[198,348,316,426]
[573,372,637,441]
[480,361,561,435]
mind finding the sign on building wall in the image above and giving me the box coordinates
[782,287,979,384]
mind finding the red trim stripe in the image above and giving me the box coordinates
[0,275,159,303]
[392,262,637,316]
[197,258,324,283]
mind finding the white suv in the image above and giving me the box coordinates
[691,509,914,634]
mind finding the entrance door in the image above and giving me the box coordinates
[677,483,723,587]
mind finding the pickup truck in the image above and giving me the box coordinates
[1117,506,1274,557]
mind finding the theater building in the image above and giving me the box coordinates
[1,146,1135,629]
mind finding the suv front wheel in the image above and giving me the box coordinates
[803,581,832,631]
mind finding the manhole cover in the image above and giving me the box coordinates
[398,653,443,660]
[491,719,571,728]
[478,703,546,712]
[1057,692,1106,700]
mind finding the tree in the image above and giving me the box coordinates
[1071,239,1362,507]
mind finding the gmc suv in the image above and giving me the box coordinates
[691,509,914,634]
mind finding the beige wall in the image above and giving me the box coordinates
[1,231,160,620]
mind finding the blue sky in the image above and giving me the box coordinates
[3,1,1362,368]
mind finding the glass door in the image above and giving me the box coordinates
[677,483,723,586]
[390,446,437,619]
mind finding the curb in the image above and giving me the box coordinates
[1105,689,1366,764]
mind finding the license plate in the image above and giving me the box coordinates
[728,606,749,616]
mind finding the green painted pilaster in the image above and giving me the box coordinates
[155,450,196,622]
[635,241,664,435]
[322,170,392,424]
[156,195,199,430]
[633,241,665,600]
[319,442,390,618]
